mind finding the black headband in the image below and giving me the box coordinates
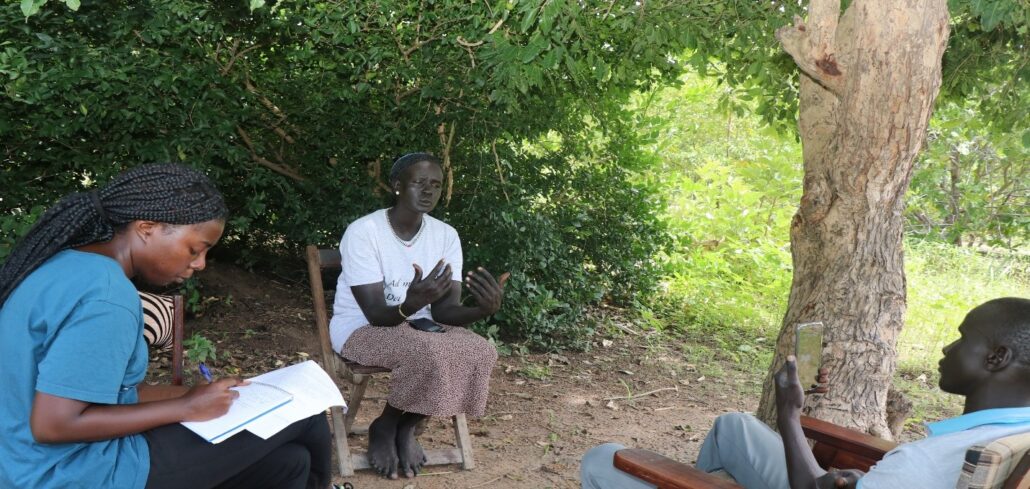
[389,152,441,182]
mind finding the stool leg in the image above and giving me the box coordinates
[451,413,475,470]
[330,405,354,476]
[345,373,370,435]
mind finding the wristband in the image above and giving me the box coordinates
[398,303,412,320]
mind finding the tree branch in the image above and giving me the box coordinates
[492,140,510,203]
[776,8,845,96]
[366,157,393,195]
[235,126,306,182]
[242,75,302,138]
[436,108,456,206]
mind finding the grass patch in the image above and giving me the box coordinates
[900,240,1030,373]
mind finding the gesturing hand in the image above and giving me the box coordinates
[181,377,246,422]
[403,260,452,312]
[465,267,510,315]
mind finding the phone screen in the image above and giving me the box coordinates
[795,322,825,390]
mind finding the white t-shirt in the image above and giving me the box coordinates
[329,209,463,352]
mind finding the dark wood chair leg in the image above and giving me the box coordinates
[171,295,185,386]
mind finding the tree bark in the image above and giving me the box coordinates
[756,0,950,439]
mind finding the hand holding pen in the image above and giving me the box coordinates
[199,362,214,383]
[180,363,246,422]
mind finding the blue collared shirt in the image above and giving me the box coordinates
[858,407,1030,488]
[927,407,1030,436]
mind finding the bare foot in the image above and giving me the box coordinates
[397,415,428,478]
[367,415,400,479]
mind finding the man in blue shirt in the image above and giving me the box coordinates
[581,297,1030,489]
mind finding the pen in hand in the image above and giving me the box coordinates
[198,362,213,383]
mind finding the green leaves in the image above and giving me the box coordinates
[20,0,46,17]
[1,1,690,350]
[21,0,80,17]
[967,0,1021,30]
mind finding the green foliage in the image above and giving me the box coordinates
[5,0,1025,354]
[20,0,80,18]
[636,75,801,346]
[900,240,1030,372]
[907,102,1028,248]
[943,0,1029,139]
[0,204,43,262]
[178,277,204,315]
[183,332,218,364]
[1,1,690,350]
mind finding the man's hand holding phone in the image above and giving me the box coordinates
[796,321,828,395]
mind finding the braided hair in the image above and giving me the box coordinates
[390,152,442,184]
[0,163,228,306]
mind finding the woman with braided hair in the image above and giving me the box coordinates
[0,163,334,489]
[330,152,508,479]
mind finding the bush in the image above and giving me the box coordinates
[1,1,689,350]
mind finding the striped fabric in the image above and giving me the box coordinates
[955,431,1030,489]
[139,291,175,351]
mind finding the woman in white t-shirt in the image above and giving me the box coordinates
[330,153,509,480]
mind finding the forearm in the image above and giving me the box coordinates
[363,301,409,326]
[777,411,828,489]
[31,395,187,443]
[430,303,490,326]
[138,383,189,402]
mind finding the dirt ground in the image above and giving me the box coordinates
[149,259,764,489]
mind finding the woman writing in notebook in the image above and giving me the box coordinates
[330,152,509,479]
[0,164,334,489]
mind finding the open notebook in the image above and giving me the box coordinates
[181,360,346,443]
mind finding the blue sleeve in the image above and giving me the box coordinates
[856,443,951,489]
[36,300,140,404]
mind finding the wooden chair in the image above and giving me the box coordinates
[613,415,1030,489]
[140,292,186,385]
[304,245,476,477]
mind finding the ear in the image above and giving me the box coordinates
[134,220,159,242]
[391,179,402,195]
[985,345,1013,372]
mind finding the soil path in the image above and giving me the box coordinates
[150,261,759,488]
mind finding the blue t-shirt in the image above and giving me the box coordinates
[0,250,150,489]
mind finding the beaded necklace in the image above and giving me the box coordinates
[386,208,425,247]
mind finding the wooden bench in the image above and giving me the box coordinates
[614,415,1030,488]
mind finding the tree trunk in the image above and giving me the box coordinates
[755,0,950,439]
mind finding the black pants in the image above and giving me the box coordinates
[144,414,332,489]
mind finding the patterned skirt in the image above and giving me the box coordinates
[340,323,497,417]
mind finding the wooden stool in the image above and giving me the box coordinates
[305,245,475,476]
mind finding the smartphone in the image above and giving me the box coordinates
[795,321,825,390]
[409,317,444,333]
